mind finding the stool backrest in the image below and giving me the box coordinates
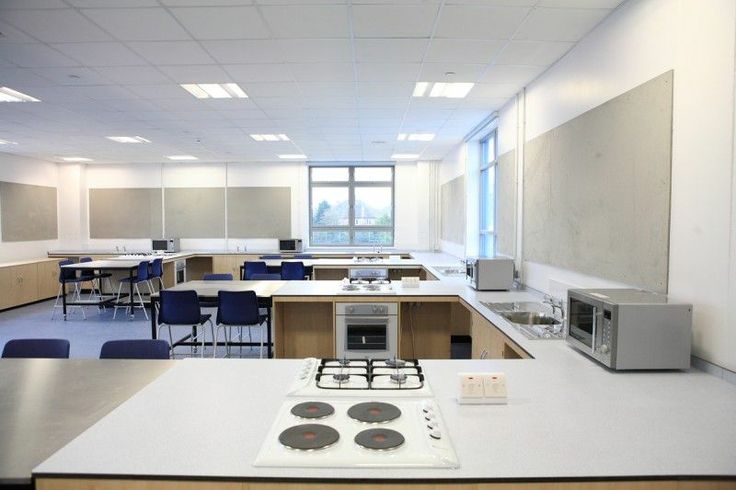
[244,261,267,279]
[151,258,163,278]
[136,260,150,281]
[216,290,259,326]
[100,339,170,359]
[2,338,70,359]
[203,273,233,281]
[281,261,305,280]
[58,259,77,282]
[158,290,202,325]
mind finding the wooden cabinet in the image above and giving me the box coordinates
[469,307,529,359]
[37,260,61,299]
[0,259,63,311]
[212,255,260,279]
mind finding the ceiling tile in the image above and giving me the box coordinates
[201,40,284,63]
[277,39,352,63]
[127,41,215,65]
[1,9,112,43]
[239,81,299,97]
[51,42,146,66]
[260,5,349,38]
[357,63,420,82]
[418,62,486,81]
[538,0,623,7]
[94,65,170,84]
[465,83,518,99]
[161,0,253,4]
[356,82,414,97]
[514,7,610,42]
[495,40,573,65]
[30,66,112,85]
[353,39,428,63]
[480,64,545,85]
[223,64,294,82]
[435,6,530,40]
[158,64,232,83]
[82,8,190,41]
[0,43,80,67]
[289,63,354,82]
[170,6,270,40]
[298,82,355,97]
[351,5,438,38]
[125,84,191,99]
[0,67,59,86]
[425,39,504,64]
[0,20,39,43]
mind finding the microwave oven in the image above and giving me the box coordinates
[466,256,514,290]
[566,288,692,370]
[151,238,179,253]
[279,239,303,253]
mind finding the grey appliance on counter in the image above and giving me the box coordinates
[279,238,303,253]
[566,288,692,370]
[466,256,515,290]
[151,238,180,253]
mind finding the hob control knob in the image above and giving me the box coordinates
[429,430,442,440]
[600,344,609,354]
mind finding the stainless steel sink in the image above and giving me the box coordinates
[501,311,560,325]
[434,266,466,277]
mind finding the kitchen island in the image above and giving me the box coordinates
[33,357,736,489]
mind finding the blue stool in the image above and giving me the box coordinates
[100,339,170,360]
[2,338,70,359]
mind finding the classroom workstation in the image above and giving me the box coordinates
[0,1,735,489]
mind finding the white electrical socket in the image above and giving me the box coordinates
[458,372,507,405]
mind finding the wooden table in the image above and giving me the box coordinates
[150,280,286,358]
[0,359,173,486]
[60,259,150,320]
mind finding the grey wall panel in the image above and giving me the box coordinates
[440,175,465,245]
[496,150,516,257]
[228,186,291,238]
[164,187,225,238]
[89,188,162,239]
[523,70,673,293]
[0,182,58,242]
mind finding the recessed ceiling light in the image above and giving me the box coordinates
[251,134,290,142]
[106,136,151,143]
[0,139,18,145]
[391,153,420,160]
[278,154,307,160]
[61,157,92,162]
[397,133,434,142]
[412,82,474,99]
[180,83,248,99]
[0,87,40,103]
[166,155,198,161]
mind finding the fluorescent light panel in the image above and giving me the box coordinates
[180,83,248,99]
[61,157,92,162]
[106,136,150,143]
[251,134,290,142]
[0,87,40,103]
[278,154,307,160]
[166,155,198,161]
[398,133,434,142]
[412,82,474,99]
[0,139,18,145]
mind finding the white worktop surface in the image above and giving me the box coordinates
[32,251,736,481]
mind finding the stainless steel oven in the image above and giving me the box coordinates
[335,303,398,359]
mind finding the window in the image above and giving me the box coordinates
[479,131,497,256]
[310,166,394,246]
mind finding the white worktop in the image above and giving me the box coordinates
[31,251,736,481]
[273,279,465,297]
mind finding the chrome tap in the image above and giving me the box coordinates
[543,294,565,320]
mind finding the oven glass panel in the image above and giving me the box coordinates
[346,324,388,351]
[568,298,595,348]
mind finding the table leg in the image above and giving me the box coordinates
[151,297,158,339]
[266,306,273,358]
[128,268,135,320]
[62,277,68,320]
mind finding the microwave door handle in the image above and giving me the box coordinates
[590,306,598,354]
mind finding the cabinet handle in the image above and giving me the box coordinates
[480,349,489,360]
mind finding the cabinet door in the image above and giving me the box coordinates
[470,311,493,359]
[0,267,12,310]
[15,263,39,305]
[37,260,61,299]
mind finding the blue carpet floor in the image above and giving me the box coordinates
[0,299,268,359]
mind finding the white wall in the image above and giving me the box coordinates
[495,0,736,371]
[438,144,468,258]
[0,153,59,261]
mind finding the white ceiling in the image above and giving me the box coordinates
[0,0,625,164]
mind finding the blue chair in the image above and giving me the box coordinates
[243,261,267,280]
[114,261,152,320]
[2,338,70,359]
[149,258,164,291]
[79,256,112,301]
[99,339,170,360]
[214,291,267,358]
[203,273,233,281]
[157,290,213,358]
[281,261,306,280]
[250,273,281,280]
[260,255,282,259]
[51,259,87,320]
[294,254,313,259]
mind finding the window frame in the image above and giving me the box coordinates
[479,130,498,256]
[309,165,395,247]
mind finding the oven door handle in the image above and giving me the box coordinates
[344,317,391,324]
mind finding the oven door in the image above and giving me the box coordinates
[567,297,598,351]
[336,316,397,359]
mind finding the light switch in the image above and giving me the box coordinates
[482,373,507,402]
[458,372,507,405]
[459,374,484,398]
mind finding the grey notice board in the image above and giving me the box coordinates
[228,187,291,238]
[89,188,162,239]
[164,187,225,238]
[0,181,58,242]
[496,150,516,257]
[440,175,465,245]
[523,70,673,293]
